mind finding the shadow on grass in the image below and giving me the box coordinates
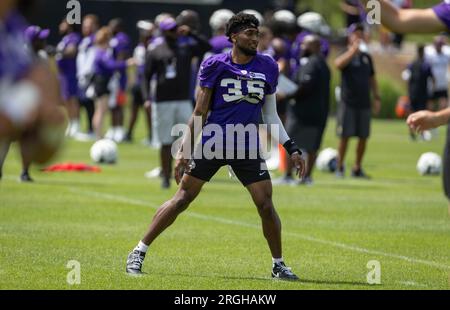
[129,271,371,287]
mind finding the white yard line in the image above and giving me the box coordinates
[69,188,450,272]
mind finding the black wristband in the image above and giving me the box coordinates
[283,140,302,156]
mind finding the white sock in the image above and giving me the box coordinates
[272,257,284,265]
[134,241,149,253]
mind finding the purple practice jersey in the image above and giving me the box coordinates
[94,48,126,80]
[209,35,233,54]
[110,32,130,91]
[0,12,33,82]
[198,52,279,151]
[433,0,450,30]
[56,32,81,78]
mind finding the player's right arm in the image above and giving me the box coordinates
[174,86,213,184]
[335,39,360,70]
[361,0,447,33]
[407,108,450,132]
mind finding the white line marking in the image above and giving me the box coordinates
[398,281,428,287]
[69,188,450,271]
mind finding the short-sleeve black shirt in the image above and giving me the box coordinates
[340,52,375,109]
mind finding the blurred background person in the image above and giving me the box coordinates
[425,35,450,112]
[56,19,81,138]
[340,0,366,28]
[91,27,133,139]
[334,23,381,179]
[276,35,330,185]
[24,25,50,60]
[257,25,275,57]
[403,45,434,140]
[143,17,211,189]
[207,9,234,57]
[76,14,100,141]
[106,18,131,143]
[124,20,154,143]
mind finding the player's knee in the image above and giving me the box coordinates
[257,200,275,218]
[172,193,192,212]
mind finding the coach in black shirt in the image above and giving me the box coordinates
[143,17,211,188]
[284,35,330,185]
[335,23,381,178]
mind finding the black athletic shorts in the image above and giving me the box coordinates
[186,152,270,187]
[131,84,144,106]
[430,89,448,100]
[337,104,371,139]
[409,98,427,112]
[286,114,325,153]
[93,75,110,97]
[444,124,450,200]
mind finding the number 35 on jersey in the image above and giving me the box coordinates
[221,78,265,104]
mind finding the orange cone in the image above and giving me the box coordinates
[279,144,287,173]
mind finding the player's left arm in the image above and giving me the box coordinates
[262,93,306,178]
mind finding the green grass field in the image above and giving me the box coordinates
[1,117,449,290]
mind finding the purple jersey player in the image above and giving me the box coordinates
[56,20,81,101]
[56,19,81,137]
[198,51,278,152]
[126,12,306,281]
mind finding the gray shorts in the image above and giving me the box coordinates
[286,116,325,153]
[337,104,371,139]
[152,100,193,145]
[444,124,450,200]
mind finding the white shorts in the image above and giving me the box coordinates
[152,100,193,145]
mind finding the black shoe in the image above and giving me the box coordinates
[161,178,170,189]
[351,168,371,179]
[271,262,299,281]
[126,250,146,275]
[20,172,33,182]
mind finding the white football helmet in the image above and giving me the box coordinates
[209,9,234,31]
[273,9,296,25]
[242,9,264,25]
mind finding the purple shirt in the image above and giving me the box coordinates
[56,32,81,78]
[0,12,33,82]
[110,32,131,58]
[209,35,232,54]
[110,32,130,91]
[94,48,126,80]
[199,52,279,150]
[433,0,450,30]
